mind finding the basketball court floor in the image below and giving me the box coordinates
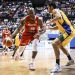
[0,41,75,75]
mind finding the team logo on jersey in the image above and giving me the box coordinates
[28,23,36,26]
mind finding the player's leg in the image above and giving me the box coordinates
[51,38,62,73]
[5,46,10,55]
[58,34,74,66]
[59,42,74,66]
[51,34,74,73]
[2,44,7,55]
[14,45,25,60]
[29,39,39,70]
[20,50,24,60]
[14,34,27,60]
[12,46,18,57]
[2,42,8,55]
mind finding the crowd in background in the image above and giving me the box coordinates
[0,0,75,37]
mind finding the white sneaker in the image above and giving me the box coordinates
[66,59,74,66]
[51,64,62,73]
[29,63,35,71]
[20,56,24,60]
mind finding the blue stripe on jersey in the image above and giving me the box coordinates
[62,21,71,35]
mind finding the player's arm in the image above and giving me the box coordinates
[47,10,61,30]
[12,18,26,38]
[48,25,58,30]
[38,18,46,35]
[33,18,46,39]
[50,10,61,23]
[46,10,61,25]
[46,20,58,30]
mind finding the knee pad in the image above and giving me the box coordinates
[33,39,39,45]
[32,39,39,51]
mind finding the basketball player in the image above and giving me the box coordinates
[12,8,45,70]
[12,32,24,59]
[47,2,75,73]
[2,26,12,54]
[12,32,21,57]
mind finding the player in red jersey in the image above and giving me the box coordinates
[12,8,46,70]
[2,26,12,54]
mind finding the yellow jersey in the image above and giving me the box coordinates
[15,33,20,46]
[52,9,75,46]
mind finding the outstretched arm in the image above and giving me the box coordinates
[12,18,26,38]
[46,9,61,30]
[47,23,58,30]
[50,9,61,23]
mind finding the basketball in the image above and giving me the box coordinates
[3,37,13,47]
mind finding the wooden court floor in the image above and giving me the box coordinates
[0,49,75,75]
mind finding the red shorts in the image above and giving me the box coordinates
[20,34,35,46]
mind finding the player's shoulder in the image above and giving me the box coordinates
[25,15,30,19]
[20,16,29,22]
[53,9,62,17]
[53,9,61,13]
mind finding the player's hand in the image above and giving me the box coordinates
[46,20,50,25]
[33,33,40,39]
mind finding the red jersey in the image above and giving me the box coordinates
[20,16,39,46]
[22,16,38,36]
[2,29,11,40]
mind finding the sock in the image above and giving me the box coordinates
[31,58,35,64]
[67,55,72,60]
[56,59,60,65]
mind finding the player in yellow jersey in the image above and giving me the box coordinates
[47,2,75,73]
[12,33,21,57]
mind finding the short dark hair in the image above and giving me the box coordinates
[47,2,56,9]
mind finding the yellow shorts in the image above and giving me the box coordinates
[58,31,75,46]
